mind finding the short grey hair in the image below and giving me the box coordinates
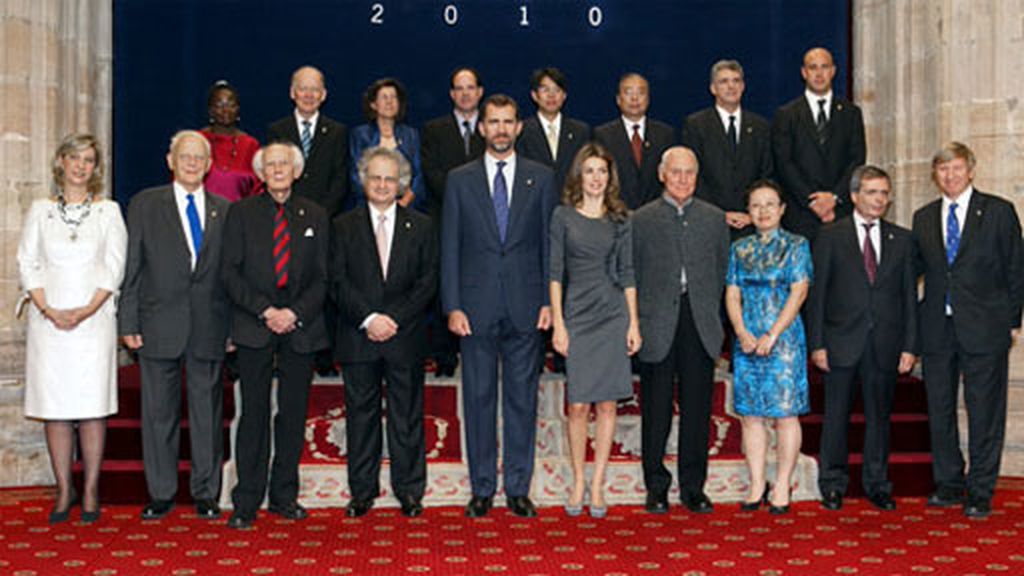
[932,141,976,171]
[252,141,305,175]
[357,146,412,191]
[850,164,891,194]
[168,129,211,157]
[658,145,700,174]
[710,59,744,84]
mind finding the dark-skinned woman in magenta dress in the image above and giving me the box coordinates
[200,80,261,202]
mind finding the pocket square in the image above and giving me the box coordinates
[304,227,315,237]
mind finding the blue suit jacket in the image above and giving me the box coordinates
[441,155,556,333]
[348,122,426,210]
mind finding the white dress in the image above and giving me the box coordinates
[18,198,127,419]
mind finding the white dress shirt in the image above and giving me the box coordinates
[853,211,882,261]
[538,112,562,157]
[294,109,319,135]
[485,152,517,205]
[805,89,833,121]
[172,182,206,270]
[940,185,972,246]
[621,115,646,141]
[361,202,398,330]
[715,105,742,143]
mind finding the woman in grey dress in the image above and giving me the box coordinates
[550,143,641,518]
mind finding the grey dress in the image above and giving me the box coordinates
[550,205,635,404]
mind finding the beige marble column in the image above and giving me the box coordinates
[0,0,112,486]
[853,0,1024,475]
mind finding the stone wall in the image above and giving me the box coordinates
[0,0,112,486]
[854,0,1024,475]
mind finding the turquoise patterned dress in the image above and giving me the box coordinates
[727,229,812,418]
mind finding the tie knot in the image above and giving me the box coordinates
[187,193,196,203]
[729,115,736,124]
[632,124,640,135]
[863,221,874,231]
[818,98,826,109]
[497,160,506,171]
[378,213,387,224]
[303,120,311,128]
[950,202,959,211]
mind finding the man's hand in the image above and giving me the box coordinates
[448,310,472,337]
[725,211,752,230]
[536,306,552,330]
[263,307,298,334]
[811,349,830,372]
[123,334,144,349]
[898,352,916,374]
[366,314,399,342]
[809,191,837,222]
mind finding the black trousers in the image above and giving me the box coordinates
[640,294,715,498]
[341,358,426,502]
[231,336,314,514]
[818,337,896,496]
[922,317,1008,502]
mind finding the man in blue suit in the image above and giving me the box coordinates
[441,94,557,518]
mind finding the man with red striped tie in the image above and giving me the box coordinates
[221,141,329,529]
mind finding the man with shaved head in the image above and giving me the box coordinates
[771,47,865,241]
[631,146,730,514]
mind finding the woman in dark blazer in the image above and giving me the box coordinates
[349,78,425,210]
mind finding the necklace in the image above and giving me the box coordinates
[56,193,93,241]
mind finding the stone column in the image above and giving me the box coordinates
[853,0,1024,475]
[0,0,112,487]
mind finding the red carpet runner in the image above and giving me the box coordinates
[3,481,1023,575]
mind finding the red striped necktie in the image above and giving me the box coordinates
[273,203,290,288]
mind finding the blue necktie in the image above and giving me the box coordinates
[493,160,509,243]
[186,193,203,263]
[301,120,312,158]
[945,202,960,265]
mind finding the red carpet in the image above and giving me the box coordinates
[4,481,1023,575]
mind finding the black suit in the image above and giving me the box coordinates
[594,118,675,210]
[516,115,591,194]
[222,192,329,514]
[912,189,1024,502]
[771,95,865,240]
[420,113,484,368]
[808,216,917,496]
[266,114,349,219]
[681,107,772,239]
[331,205,438,502]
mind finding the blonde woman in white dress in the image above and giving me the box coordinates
[18,133,127,524]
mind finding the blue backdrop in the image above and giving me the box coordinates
[113,0,849,205]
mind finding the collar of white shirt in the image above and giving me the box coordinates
[804,89,833,120]
[484,152,516,199]
[538,112,562,136]
[622,115,646,140]
[294,109,320,134]
[715,105,742,133]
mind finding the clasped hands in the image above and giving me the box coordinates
[44,306,95,331]
[736,329,777,356]
[809,191,836,223]
[262,306,298,334]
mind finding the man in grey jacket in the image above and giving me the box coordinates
[632,146,730,514]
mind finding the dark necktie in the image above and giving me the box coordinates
[727,114,738,153]
[630,124,643,168]
[862,222,877,284]
[815,99,828,145]
[946,203,960,265]
[185,193,203,266]
[493,160,509,243]
[273,202,291,289]
[300,120,312,159]
[462,120,472,157]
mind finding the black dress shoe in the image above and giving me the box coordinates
[866,492,896,511]
[507,496,537,518]
[963,498,992,518]
[644,492,669,514]
[141,499,175,520]
[268,501,308,520]
[821,490,843,511]
[195,499,221,519]
[683,492,714,514]
[927,489,964,508]
[227,511,254,529]
[465,495,493,518]
[397,495,423,518]
[435,362,457,378]
[345,498,374,518]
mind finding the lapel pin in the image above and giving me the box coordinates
[746,126,753,134]
[404,221,412,229]
[526,178,534,186]
[976,209,982,216]
[644,141,651,149]
[888,232,894,240]
[299,208,305,216]
[837,103,844,111]
[211,210,218,219]
[567,132,574,141]
[321,126,327,134]
[304,227,315,237]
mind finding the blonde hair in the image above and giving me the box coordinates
[52,133,105,197]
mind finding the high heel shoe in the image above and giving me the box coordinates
[48,489,78,525]
[740,482,770,511]
[768,485,792,515]
[564,488,586,517]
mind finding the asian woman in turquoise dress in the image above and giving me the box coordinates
[725,179,812,514]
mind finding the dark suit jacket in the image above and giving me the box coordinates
[807,216,917,369]
[421,113,485,218]
[221,192,329,354]
[771,95,865,239]
[516,115,591,195]
[331,204,438,363]
[266,114,349,219]
[594,118,676,210]
[681,107,773,214]
[440,156,557,333]
[118,185,231,360]
[912,190,1024,355]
